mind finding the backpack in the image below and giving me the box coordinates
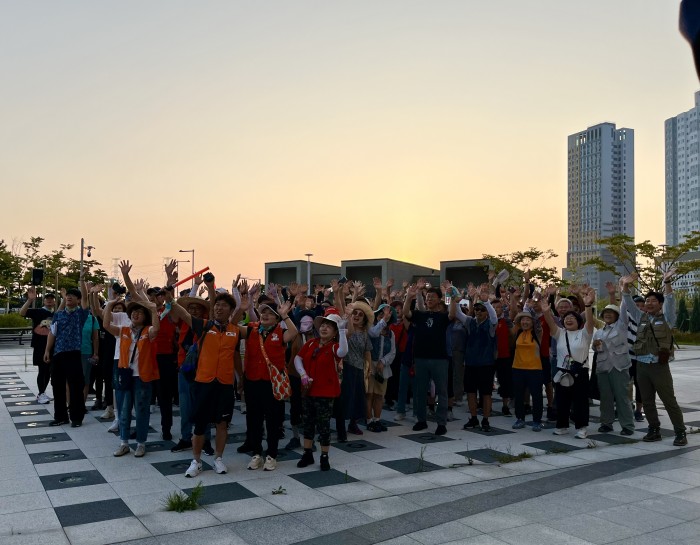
[181,320,214,383]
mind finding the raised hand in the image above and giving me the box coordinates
[249,282,261,299]
[194,274,204,286]
[488,270,495,282]
[416,278,426,290]
[60,287,67,298]
[299,284,309,295]
[164,259,178,285]
[407,283,418,297]
[267,283,278,301]
[119,260,132,277]
[663,267,677,283]
[373,277,383,291]
[239,279,249,295]
[239,292,250,311]
[386,278,395,290]
[289,282,299,296]
[582,287,595,307]
[605,281,616,295]
[314,284,325,294]
[402,280,409,289]
[26,286,37,301]
[381,305,392,322]
[278,300,292,318]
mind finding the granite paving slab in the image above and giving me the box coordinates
[399,433,455,445]
[54,498,135,527]
[290,468,359,488]
[521,440,585,453]
[41,470,108,491]
[333,440,385,453]
[182,482,256,505]
[379,458,444,475]
[30,448,87,464]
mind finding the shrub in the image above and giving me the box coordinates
[0,314,31,328]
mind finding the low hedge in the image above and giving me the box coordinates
[0,314,32,328]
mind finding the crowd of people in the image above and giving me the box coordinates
[19,260,689,479]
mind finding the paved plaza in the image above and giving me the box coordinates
[3,345,700,545]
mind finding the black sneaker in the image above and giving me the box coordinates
[296,450,314,468]
[170,439,192,452]
[673,431,688,446]
[202,440,215,456]
[412,421,428,431]
[435,424,447,436]
[320,454,330,471]
[643,427,662,442]
[598,424,614,433]
[70,421,82,428]
[237,442,253,454]
[620,429,634,436]
[49,419,69,427]
[480,418,491,433]
[463,416,479,430]
[501,405,512,417]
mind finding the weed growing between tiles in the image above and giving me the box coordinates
[272,486,287,495]
[163,481,203,512]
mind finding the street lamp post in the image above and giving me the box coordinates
[305,253,313,295]
[80,238,95,278]
[179,249,195,287]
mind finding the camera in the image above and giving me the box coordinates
[203,272,215,283]
[338,276,347,285]
[112,282,126,295]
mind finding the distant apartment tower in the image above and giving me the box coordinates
[564,122,634,294]
[666,91,700,246]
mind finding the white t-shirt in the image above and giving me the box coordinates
[552,327,592,369]
[111,312,132,359]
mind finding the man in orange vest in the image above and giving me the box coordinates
[169,287,242,477]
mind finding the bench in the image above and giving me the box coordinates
[0,327,31,345]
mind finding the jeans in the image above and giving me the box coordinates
[119,377,152,443]
[395,364,414,415]
[414,358,449,425]
[178,371,210,442]
[513,368,543,423]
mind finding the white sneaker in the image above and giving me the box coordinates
[45,393,54,401]
[185,459,202,478]
[553,428,569,435]
[263,455,277,471]
[247,454,263,470]
[134,444,146,458]
[107,419,119,432]
[101,406,114,419]
[37,393,50,404]
[113,444,130,457]
[394,413,405,421]
[575,427,588,439]
[213,457,227,474]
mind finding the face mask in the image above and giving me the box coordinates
[300,317,313,333]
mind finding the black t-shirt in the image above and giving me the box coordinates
[25,308,53,350]
[97,316,117,363]
[410,310,450,359]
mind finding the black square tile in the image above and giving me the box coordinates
[151,459,212,476]
[8,407,51,417]
[41,470,107,491]
[225,432,248,444]
[332,440,385,453]
[0,385,31,391]
[685,420,700,428]
[379,458,443,474]
[1,392,33,399]
[522,440,584,453]
[4,400,37,407]
[128,440,175,452]
[55,498,133,527]
[461,426,515,437]
[15,420,52,429]
[0,372,19,376]
[455,448,510,463]
[290,468,358,488]
[274,449,302,462]
[21,432,71,445]
[183,482,256,505]
[587,433,638,445]
[30,449,87,465]
[399,433,455,445]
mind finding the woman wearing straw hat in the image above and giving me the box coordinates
[510,311,545,432]
[294,313,348,470]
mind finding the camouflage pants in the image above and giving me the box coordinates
[302,397,335,446]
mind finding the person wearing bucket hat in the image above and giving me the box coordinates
[332,293,378,437]
[239,299,298,471]
[540,286,595,439]
[592,300,635,436]
[365,305,396,432]
[510,310,545,431]
[622,271,687,446]
[102,296,160,458]
[294,313,348,470]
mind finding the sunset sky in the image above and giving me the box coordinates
[2,1,698,286]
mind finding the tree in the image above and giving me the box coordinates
[677,296,690,332]
[583,232,700,293]
[690,295,700,333]
[479,248,562,287]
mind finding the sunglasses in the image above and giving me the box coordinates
[351,310,364,316]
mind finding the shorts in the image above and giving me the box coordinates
[366,372,388,396]
[464,364,496,397]
[192,379,235,435]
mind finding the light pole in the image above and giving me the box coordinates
[179,249,195,286]
[80,238,95,278]
[305,253,313,295]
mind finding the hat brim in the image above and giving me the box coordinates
[177,297,210,314]
[126,302,152,326]
[258,303,281,319]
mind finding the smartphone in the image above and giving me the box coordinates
[203,272,215,283]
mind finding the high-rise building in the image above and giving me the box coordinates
[666,91,700,246]
[564,122,634,294]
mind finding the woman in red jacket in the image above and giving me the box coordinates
[294,312,348,470]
